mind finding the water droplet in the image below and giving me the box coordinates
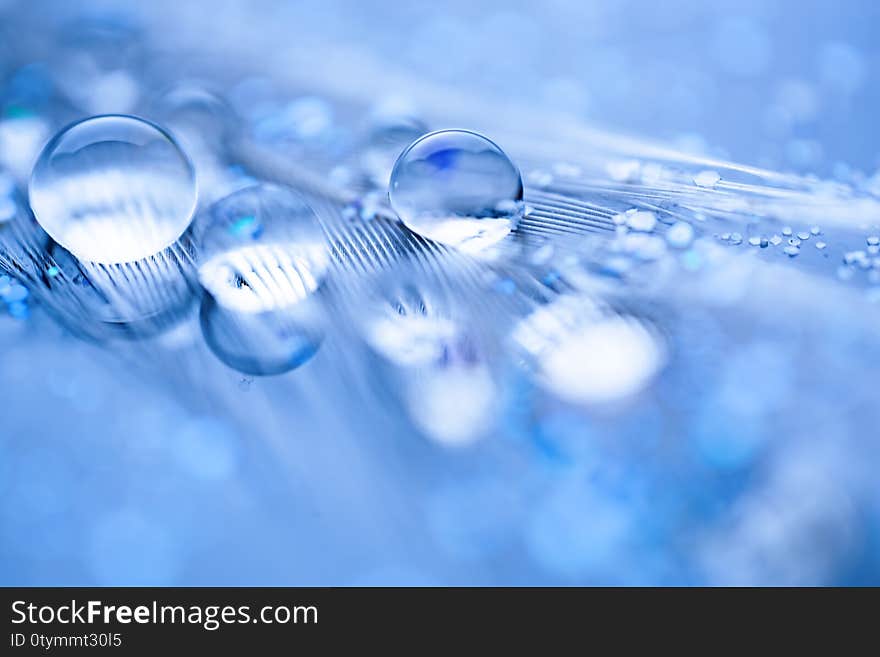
[788,237,802,247]
[389,129,523,254]
[810,226,822,236]
[729,232,743,245]
[693,170,721,188]
[782,226,793,236]
[867,235,880,246]
[748,236,762,246]
[196,184,328,375]
[797,231,810,241]
[666,221,694,249]
[625,210,656,232]
[815,241,827,250]
[769,235,783,246]
[30,115,197,264]
[783,245,800,257]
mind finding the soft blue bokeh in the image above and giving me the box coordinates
[1,0,879,586]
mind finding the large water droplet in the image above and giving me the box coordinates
[388,129,523,254]
[29,114,197,265]
[196,183,328,376]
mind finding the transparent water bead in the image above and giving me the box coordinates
[196,184,329,376]
[389,129,523,254]
[29,115,197,265]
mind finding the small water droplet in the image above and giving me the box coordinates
[666,221,694,249]
[389,129,523,254]
[693,170,721,188]
[797,231,810,240]
[783,245,800,257]
[29,115,197,265]
[625,210,656,232]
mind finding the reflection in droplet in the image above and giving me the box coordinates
[196,183,329,376]
[30,115,197,265]
[389,129,523,254]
